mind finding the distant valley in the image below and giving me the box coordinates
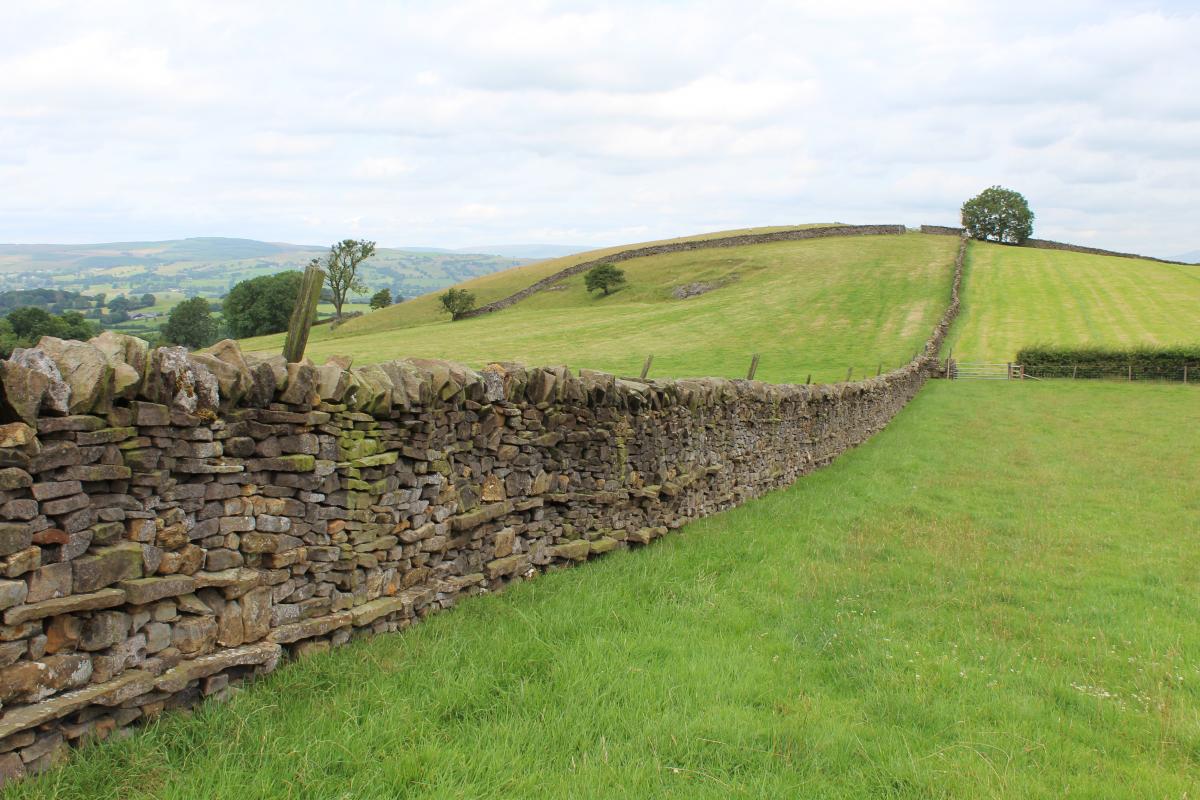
[0,237,540,303]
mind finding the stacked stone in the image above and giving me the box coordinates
[0,224,965,789]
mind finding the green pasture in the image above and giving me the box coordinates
[946,242,1200,361]
[243,232,955,385]
[10,381,1198,799]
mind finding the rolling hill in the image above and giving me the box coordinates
[945,240,1200,361]
[242,228,960,385]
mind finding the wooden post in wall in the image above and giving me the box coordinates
[805,374,811,385]
[746,354,760,381]
[640,355,653,381]
[282,261,325,363]
[845,367,853,382]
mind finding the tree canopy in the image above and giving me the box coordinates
[584,263,627,296]
[321,239,376,318]
[961,186,1035,245]
[160,297,219,349]
[369,288,392,310]
[439,288,477,320]
[224,271,304,338]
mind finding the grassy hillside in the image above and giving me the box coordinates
[244,231,956,385]
[13,381,1198,799]
[946,241,1200,361]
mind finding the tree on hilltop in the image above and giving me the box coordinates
[585,263,626,296]
[369,288,392,310]
[439,288,476,320]
[320,239,376,319]
[961,186,1034,245]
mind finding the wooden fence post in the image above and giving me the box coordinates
[876,363,882,376]
[1072,365,1078,380]
[1128,364,1133,382]
[1007,362,1012,380]
[805,374,811,385]
[1185,364,1189,384]
[845,367,853,382]
[746,354,760,381]
[282,262,325,363]
[640,355,653,381]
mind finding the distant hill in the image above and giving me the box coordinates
[1172,250,1200,264]
[0,237,525,304]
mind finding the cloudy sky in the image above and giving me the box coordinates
[1,1,1197,256]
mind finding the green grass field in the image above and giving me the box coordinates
[9,381,1197,799]
[243,232,956,384]
[946,241,1200,361]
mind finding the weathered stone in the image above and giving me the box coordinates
[0,546,37,578]
[589,537,619,554]
[0,579,28,611]
[4,588,126,625]
[154,641,280,693]
[0,500,36,522]
[350,595,409,627]
[0,424,38,452]
[24,563,71,604]
[267,611,351,644]
[79,610,130,651]
[29,337,112,414]
[129,401,170,427]
[239,532,303,554]
[172,616,218,654]
[549,542,592,561]
[44,615,82,654]
[0,669,152,739]
[72,543,143,593]
[143,347,219,415]
[116,575,195,605]
[29,479,79,501]
[279,363,318,405]
[485,554,530,579]
[6,348,69,417]
[0,361,50,426]
[0,523,31,558]
[0,654,92,703]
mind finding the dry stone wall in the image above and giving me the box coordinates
[920,224,1191,265]
[0,236,963,786]
[461,224,906,318]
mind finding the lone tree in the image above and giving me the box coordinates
[161,297,218,349]
[369,288,392,310]
[439,288,476,320]
[961,186,1034,244]
[224,271,303,338]
[321,239,376,319]
[585,263,626,296]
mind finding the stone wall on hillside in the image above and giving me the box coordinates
[0,236,963,785]
[919,224,1190,265]
[460,224,907,319]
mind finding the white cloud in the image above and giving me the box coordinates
[0,0,1197,256]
